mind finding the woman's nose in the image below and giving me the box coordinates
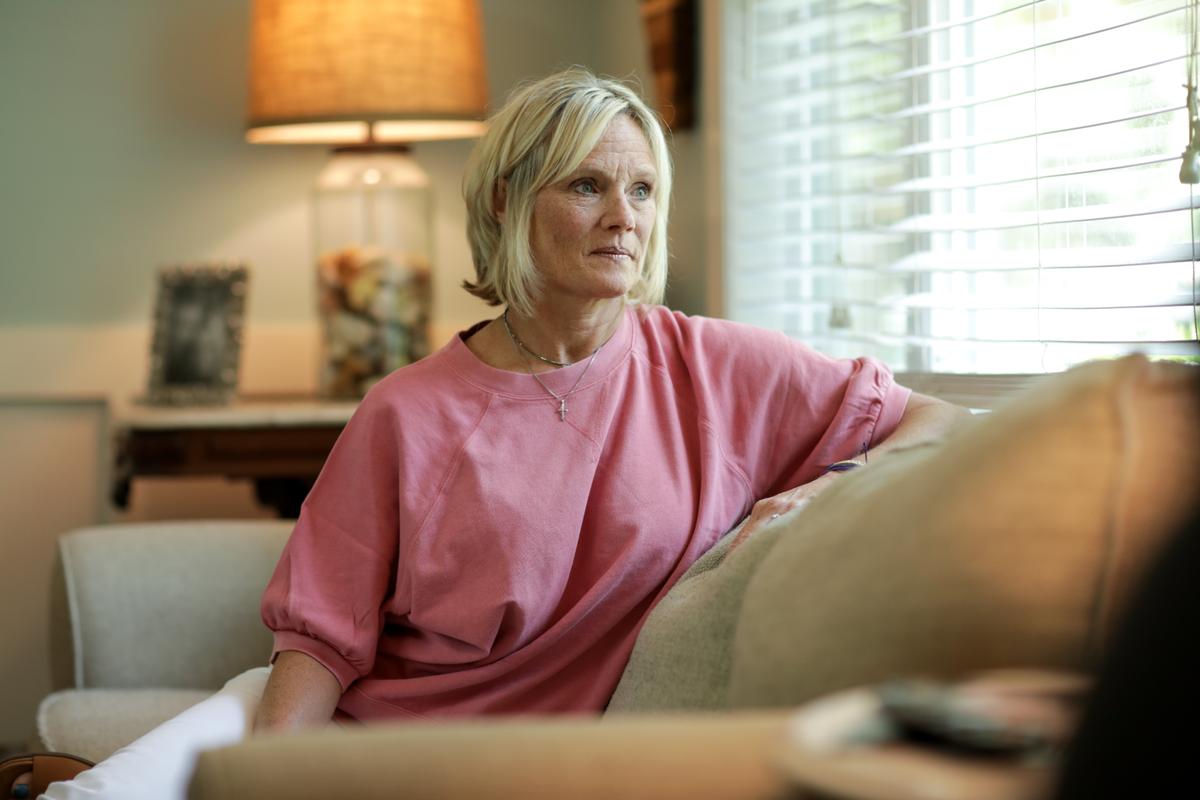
[602,192,636,230]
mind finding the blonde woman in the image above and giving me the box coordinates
[255,65,962,730]
[6,67,964,799]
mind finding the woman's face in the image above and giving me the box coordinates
[528,114,657,306]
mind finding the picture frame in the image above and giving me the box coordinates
[144,262,249,405]
[640,0,697,130]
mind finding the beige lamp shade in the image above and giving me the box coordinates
[247,0,489,144]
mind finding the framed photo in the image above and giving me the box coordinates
[640,0,697,130]
[145,262,249,405]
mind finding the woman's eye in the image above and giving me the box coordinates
[574,180,598,195]
[632,184,652,200]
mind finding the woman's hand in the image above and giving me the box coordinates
[729,472,839,551]
[253,650,343,735]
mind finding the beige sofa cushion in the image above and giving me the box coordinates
[606,518,786,712]
[729,355,1199,707]
[37,688,211,763]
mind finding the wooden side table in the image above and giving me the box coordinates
[111,396,358,518]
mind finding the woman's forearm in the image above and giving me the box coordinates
[869,391,971,458]
[253,650,343,734]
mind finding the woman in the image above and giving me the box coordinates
[253,66,965,728]
[7,67,965,798]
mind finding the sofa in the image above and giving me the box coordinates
[37,521,292,763]
[35,354,1199,799]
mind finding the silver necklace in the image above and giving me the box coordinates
[502,309,571,367]
[501,313,605,421]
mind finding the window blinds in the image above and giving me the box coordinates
[723,0,1200,373]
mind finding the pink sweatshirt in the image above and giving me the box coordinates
[261,305,910,720]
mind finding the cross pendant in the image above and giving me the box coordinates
[558,399,567,421]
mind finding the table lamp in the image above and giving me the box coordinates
[246,0,488,398]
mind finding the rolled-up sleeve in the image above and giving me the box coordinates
[260,396,401,691]
[765,346,910,493]
[675,315,911,499]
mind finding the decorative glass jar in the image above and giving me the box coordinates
[314,145,433,399]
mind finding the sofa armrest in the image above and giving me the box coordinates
[56,520,292,689]
[188,711,794,800]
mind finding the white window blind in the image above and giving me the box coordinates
[723,0,1200,373]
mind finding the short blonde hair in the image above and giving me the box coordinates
[462,67,672,316]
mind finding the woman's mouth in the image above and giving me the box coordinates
[591,248,632,260]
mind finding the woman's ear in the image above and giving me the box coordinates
[493,178,508,223]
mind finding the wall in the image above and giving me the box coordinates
[0,0,696,355]
[0,0,708,745]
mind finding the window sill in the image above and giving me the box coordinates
[895,372,1050,411]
